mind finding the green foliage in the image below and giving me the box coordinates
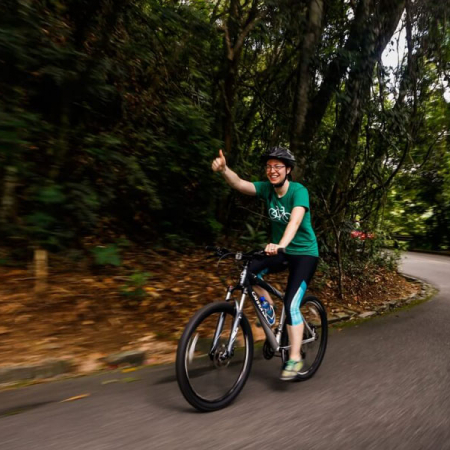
[163,233,196,251]
[0,0,449,270]
[91,245,122,267]
[120,271,152,301]
[239,223,268,249]
[0,0,225,250]
[370,249,400,272]
[313,259,332,290]
[383,91,450,251]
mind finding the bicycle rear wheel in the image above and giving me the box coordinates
[281,295,328,380]
[176,301,253,412]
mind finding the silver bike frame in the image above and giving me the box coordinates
[209,255,318,360]
[221,264,317,357]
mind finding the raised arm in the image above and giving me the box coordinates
[211,150,256,196]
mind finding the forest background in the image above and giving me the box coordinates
[0,0,449,369]
[0,0,449,288]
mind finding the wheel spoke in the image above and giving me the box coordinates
[187,333,200,364]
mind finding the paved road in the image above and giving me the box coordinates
[1,252,450,450]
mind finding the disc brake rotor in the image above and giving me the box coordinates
[213,345,231,368]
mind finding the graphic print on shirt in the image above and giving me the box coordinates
[269,205,291,224]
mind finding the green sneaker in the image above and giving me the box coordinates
[280,359,303,381]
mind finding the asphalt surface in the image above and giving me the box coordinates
[1,251,449,450]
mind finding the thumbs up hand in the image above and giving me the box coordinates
[211,149,227,173]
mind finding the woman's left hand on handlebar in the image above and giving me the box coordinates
[265,243,282,256]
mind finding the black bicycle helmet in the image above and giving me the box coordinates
[261,146,296,168]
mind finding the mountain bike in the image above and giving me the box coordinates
[175,247,328,412]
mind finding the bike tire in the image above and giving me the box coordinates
[176,301,254,412]
[281,295,328,381]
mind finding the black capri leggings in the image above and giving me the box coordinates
[249,253,318,326]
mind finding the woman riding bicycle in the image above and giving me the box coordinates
[211,146,319,381]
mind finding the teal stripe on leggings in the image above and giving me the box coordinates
[257,268,269,279]
[290,281,307,325]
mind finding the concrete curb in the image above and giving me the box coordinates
[102,350,146,367]
[0,360,73,385]
[0,351,148,387]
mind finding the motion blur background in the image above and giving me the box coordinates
[1,0,449,259]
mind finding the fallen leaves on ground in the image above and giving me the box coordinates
[0,248,420,371]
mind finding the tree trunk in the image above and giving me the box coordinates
[321,0,405,209]
[223,58,239,157]
[290,0,325,178]
[221,0,262,159]
[299,0,373,157]
[0,165,18,225]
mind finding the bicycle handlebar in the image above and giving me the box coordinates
[205,246,285,261]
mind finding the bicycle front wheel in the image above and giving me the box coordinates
[176,301,253,412]
[281,295,328,381]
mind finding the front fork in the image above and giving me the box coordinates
[210,287,245,359]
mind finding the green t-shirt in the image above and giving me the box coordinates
[253,181,319,256]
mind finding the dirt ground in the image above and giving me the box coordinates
[0,249,420,373]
